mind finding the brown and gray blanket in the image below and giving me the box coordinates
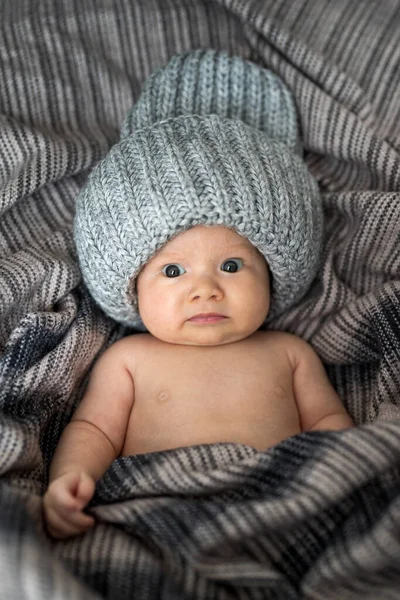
[1,0,400,598]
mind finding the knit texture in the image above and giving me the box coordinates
[74,50,322,328]
[121,49,301,153]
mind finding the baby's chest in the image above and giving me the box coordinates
[133,352,295,421]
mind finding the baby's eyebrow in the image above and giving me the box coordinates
[153,252,184,262]
[218,244,258,256]
[226,243,255,252]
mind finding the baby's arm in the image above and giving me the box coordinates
[288,335,354,432]
[43,338,135,538]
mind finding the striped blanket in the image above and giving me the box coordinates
[1,0,400,598]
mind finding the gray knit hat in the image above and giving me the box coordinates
[74,49,323,329]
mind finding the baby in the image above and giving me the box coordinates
[43,50,353,538]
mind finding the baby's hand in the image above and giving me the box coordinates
[43,471,96,539]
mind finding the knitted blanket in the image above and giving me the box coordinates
[1,0,400,598]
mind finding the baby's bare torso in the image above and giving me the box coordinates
[121,330,301,455]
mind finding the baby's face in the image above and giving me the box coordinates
[136,225,270,346]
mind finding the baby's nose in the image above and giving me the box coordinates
[188,275,224,301]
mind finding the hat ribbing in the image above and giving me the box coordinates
[121,49,300,153]
[74,50,323,329]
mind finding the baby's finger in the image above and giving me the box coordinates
[53,504,96,529]
[76,473,96,506]
[45,506,94,539]
[45,483,81,512]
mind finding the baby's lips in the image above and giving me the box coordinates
[187,312,227,321]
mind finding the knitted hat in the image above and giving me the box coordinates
[74,49,323,329]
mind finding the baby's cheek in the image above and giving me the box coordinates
[144,302,174,337]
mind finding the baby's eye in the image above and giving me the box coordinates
[221,258,243,273]
[161,264,186,278]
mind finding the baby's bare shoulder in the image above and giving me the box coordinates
[255,330,315,363]
[98,333,153,369]
[102,332,151,353]
[255,329,306,347]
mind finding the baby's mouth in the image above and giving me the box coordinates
[187,313,227,324]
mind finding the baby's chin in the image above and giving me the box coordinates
[149,327,259,347]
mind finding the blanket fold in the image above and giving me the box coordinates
[67,427,400,598]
